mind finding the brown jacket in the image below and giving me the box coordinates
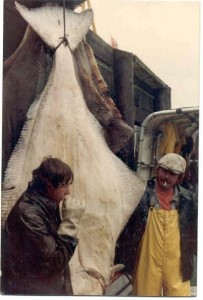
[1,186,74,295]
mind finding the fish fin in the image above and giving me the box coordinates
[15,1,93,51]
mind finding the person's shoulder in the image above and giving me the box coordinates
[6,189,37,223]
[18,191,47,226]
[177,184,194,200]
[18,188,41,213]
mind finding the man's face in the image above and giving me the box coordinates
[156,166,180,190]
[47,183,70,204]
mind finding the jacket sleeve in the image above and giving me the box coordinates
[114,191,149,275]
[9,206,73,273]
[179,188,198,281]
[189,192,198,255]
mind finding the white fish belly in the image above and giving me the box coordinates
[2,44,145,294]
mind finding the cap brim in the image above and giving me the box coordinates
[158,164,182,175]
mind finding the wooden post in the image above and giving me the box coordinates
[114,49,135,170]
[154,86,171,111]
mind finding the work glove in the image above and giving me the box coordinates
[58,197,85,238]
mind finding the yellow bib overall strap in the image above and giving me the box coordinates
[132,209,190,296]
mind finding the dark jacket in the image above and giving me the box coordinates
[1,186,75,295]
[115,178,197,282]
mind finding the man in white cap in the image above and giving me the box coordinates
[116,153,197,296]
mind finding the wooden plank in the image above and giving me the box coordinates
[114,49,136,170]
[134,84,154,99]
[154,87,171,111]
[134,76,155,95]
[134,84,154,112]
[133,54,167,88]
[86,30,114,66]
[114,49,134,127]
[134,107,152,124]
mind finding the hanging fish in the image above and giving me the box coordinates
[2,6,134,178]
[2,2,145,295]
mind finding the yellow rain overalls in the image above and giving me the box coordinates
[132,208,190,296]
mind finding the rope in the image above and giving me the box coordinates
[63,0,66,39]
[54,0,69,51]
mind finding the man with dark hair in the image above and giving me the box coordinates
[1,157,76,295]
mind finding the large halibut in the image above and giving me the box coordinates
[2,2,146,295]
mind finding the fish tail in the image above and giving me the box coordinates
[15,1,93,51]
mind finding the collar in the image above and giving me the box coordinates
[150,183,179,210]
[27,186,59,213]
